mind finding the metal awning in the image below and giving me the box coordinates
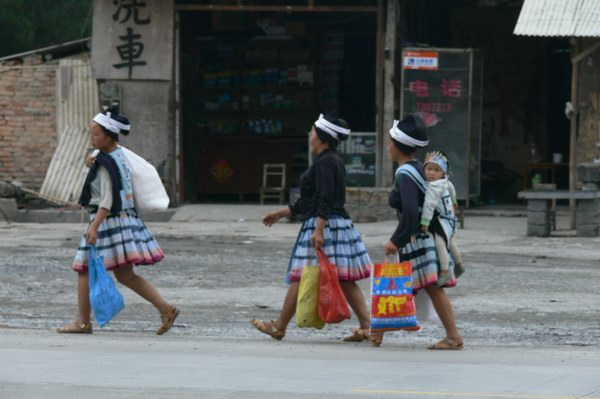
[514,0,600,37]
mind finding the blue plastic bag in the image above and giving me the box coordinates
[88,245,124,327]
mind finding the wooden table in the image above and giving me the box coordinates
[522,163,569,190]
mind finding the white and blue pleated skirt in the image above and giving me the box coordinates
[286,215,372,283]
[399,233,457,293]
[72,208,164,273]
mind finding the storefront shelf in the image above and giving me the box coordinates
[201,108,315,113]
[199,135,306,141]
[199,85,314,90]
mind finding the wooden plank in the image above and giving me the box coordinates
[569,39,580,229]
[175,11,185,203]
[518,190,600,200]
[466,49,474,208]
[571,41,600,64]
[380,0,396,187]
[175,4,378,12]
[375,0,385,186]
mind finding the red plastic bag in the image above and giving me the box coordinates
[317,249,351,323]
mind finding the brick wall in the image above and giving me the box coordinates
[0,55,57,191]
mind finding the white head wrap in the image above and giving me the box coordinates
[93,112,130,135]
[389,120,428,148]
[314,114,350,140]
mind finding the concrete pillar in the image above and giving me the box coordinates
[526,199,550,237]
[576,198,600,237]
[110,81,177,203]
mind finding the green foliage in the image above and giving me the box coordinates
[0,0,93,57]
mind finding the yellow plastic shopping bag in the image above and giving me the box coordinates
[296,265,325,329]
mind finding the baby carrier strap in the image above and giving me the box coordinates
[395,163,427,194]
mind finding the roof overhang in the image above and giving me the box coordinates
[514,0,600,37]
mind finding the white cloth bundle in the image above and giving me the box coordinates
[415,291,441,324]
[119,146,169,214]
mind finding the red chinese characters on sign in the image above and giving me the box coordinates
[409,80,429,97]
[408,77,463,113]
[408,79,463,99]
[442,79,462,98]
[416,102,454,113]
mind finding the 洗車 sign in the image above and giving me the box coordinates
[92,0,173,80]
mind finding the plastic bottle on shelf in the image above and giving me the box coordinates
[532,173,542,187]
[531,142,541,163]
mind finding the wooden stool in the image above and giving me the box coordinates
[260,164,286,204]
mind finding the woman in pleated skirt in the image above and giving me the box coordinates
[379,115,463,349]
[251,113,372,341]
[57,108,179,335]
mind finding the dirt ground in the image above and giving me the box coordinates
[1,213,599,348]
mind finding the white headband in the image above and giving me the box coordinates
[389,120,428,148]
[314,114,350,140]
[93,112,130,135]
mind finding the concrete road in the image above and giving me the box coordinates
[1,330,599,399]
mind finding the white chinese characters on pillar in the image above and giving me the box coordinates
[92,0,173,81]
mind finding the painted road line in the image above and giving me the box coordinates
[352,389,600,399]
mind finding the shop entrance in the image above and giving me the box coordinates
[178,7,377,202]
[399,1,572,202]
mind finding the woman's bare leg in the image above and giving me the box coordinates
[57,271,93,332]
[424,285,461,340]
[340,281,370,329]
[113,265,170,313]
[77,271,91,324]
[273,281,299,333]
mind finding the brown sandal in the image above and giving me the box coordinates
[57,321,93,334]
[250,319,285,340]
[367,332,384,347]
[343,327,369,342]
[157,305,180,335]
[428,337,464,350]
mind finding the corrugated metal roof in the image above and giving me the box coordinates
[514,0,600,37]
[576,0,600,36]
[40,59,98,206]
